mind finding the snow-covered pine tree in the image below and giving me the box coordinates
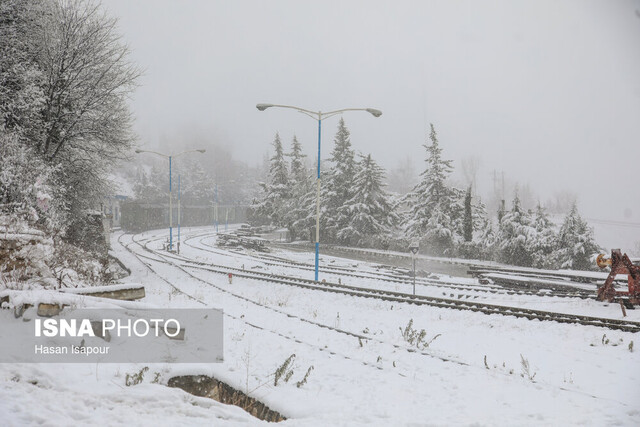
[403,123,458,255]
[323,118,358,242]
[496,193,536,266]
[463,186,473,242]
[423,204,454,254]
[252,132,290,225]
[552,203,600,270]
[528,202,557,268]
[336,154,398,247]
[283,135,313,241]
[288,135,307,183]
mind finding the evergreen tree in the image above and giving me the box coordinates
[288,135,307,182]
[284,135,313,241]
[463,186,473,242]
[552,203,600,270]
[458,192,491,259]
[336,154,398,246]
[528,202,557,268]
[323,118,358,241]
[424,204,454,254]
[403,123,458,255]
[252,132,290,225]
[496,193,536,266]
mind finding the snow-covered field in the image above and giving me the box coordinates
[2,226,639,426]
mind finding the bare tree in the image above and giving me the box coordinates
[37,0,141,163]
[1,0,141,244]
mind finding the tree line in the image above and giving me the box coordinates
[252,120,601,270]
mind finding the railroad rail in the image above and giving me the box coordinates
[139,231,640,333]
[190,233,595,301]
[116,232,472,370]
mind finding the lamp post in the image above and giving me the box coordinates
[256,103,382,281]
[177,174,181,254]
[214,182,219,233]
[135,148,206,251]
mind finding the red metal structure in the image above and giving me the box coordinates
[596,249,640,306]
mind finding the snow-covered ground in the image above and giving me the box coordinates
[2,226,639,426]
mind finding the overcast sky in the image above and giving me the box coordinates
[106,0,640,224]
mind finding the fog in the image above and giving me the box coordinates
[106,0,640,224]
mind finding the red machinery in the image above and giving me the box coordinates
[596,249,640,306]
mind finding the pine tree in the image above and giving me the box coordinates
[336,154,398,246]
[552,203,600,270]
[269,132,289,190]
[528,202,557,268]
[288,135,307,182]
[252,132,290,225]
[403,123,458,255]
[323,118,358,242]
[424,204,454,254]
[496,193,536,266]
[284,135,313,241]
[463,186,473,242]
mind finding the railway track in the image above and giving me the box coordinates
[116,232,472,370]
[143,231,640,333]
[190,232,596,301]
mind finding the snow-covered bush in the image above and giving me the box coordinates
[551,203,601,270]
[495,195,536,267]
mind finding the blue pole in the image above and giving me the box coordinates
[169,156,173,251]
[315,117,321,281]
[215,183,219,233]
[178,174,181,252]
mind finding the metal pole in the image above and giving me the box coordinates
[315,115,322,281]
[169,156,173,251]
[215,183,219,233]
[225,208,228,231]
[177,174,181,254]
[413,255,416,296]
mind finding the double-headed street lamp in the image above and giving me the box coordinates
[135,148,206,251]
[256,103,382,281]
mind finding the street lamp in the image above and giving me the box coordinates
[256,103,382,281]
[135,148,206,251]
